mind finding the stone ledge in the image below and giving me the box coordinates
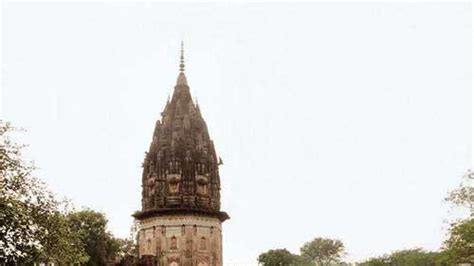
[133,208,230,222]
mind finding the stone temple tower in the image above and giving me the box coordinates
[133,43,229,266]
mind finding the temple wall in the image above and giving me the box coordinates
[138,215,222,266]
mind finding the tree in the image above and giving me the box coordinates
[67,209,121,266]
[442,218,474,264]
[442,170,474,264]
[1,121,42,262]
[387,248,440,266]
[115,221,140,265]
[0,121,87,264]
[358,248,448,266]
[300,238,345,266]
[446,169,474,217]
[115,234,138,264]
[358,257,388,266]
[37,208,89,264]
[292,254,316,266]
[258,249,298,266]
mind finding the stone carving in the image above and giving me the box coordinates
[167,174,181,195]
[133,46,228,266]
[135,70,227,215]
[200,237,207,250]
[197,256,210,266]
[137,216,223,265]
[170,236,178,250]
[196,175,209,196]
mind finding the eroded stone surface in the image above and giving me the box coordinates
[133,48,228,266]
[138,215,222,266]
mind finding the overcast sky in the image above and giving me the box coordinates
[2,2,472,264]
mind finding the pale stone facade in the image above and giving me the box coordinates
[138,215,222,266]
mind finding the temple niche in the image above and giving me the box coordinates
[133,43,228,266]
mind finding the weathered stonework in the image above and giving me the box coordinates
[133,44,228,266]
[138,215,222,266]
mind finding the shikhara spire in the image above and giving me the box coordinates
[134,43,228,222]
[133,42,228,266]
[179,41,185,73]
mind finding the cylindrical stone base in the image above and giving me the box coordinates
[138,215,223,266]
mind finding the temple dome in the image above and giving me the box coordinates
[134,45,228,222]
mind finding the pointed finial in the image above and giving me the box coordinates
[179,41,185,73]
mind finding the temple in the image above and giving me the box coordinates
[133,43,229,266]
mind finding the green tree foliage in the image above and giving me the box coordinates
[115,221,143,265]
[115,237,138,260]
[358,248,444,266]
[447,169,474,217]
[257,248,315,266]
[442,218,474,264]
[292,255,316,266]
[361,170,474,265]
[37,209,89,264]
[67,209,121,266]
[0,121,87,264]
[358,257,387,266]
[258,249,297,266]
[389,249,441,265]
[116,222,139,261]
[1,121,44,262]
[300,238,345,265]
[1,121,122,265]
[441,170,474,264]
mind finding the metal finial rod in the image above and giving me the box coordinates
[179,41,185,73]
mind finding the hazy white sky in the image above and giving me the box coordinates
[2,2,472,264]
